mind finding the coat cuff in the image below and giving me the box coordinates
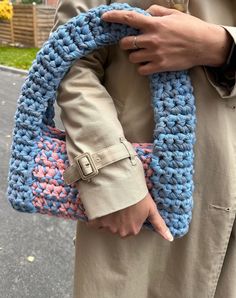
[204,26,236,99]
[77,155,148,220]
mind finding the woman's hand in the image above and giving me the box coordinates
[102,5,232,75]
[86,192,174,241]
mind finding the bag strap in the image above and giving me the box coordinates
[10,3,196,238]
[17,3,146,131]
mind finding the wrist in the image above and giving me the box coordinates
[204,24,233,67]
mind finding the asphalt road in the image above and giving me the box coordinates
[0,70,76,298]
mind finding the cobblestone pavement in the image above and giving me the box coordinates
[0,70,76,298]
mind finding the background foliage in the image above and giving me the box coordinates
[0,45,39,69]
[0,0,13,21]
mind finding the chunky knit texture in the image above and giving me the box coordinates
[7,3,196,238]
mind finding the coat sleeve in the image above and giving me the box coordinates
[52,0,149,220]
[204,26,236,99]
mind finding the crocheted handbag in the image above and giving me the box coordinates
[7,3,196,238]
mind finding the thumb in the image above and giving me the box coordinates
[147,5,179,16]
[148,201,174,242]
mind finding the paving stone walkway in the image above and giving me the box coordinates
[0,70,76,298]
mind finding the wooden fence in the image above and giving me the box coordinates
[0,4,56,47]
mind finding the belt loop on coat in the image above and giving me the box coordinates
[63,138,138,185]
[119,137,137,166]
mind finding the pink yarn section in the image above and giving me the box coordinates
[31,126,153,221]
[133,143,154,190]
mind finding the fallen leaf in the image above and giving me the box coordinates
[27,256,35,262]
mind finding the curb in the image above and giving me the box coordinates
[0,65,28,76]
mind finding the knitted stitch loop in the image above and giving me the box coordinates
[7,3,196,238]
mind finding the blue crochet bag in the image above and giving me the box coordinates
[7,3,196,238]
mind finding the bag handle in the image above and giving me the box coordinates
[10,3,196,238]
[17,3,145,131]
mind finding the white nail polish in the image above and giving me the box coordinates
[164,229,174,242]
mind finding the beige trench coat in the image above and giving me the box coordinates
[52,1,236,297]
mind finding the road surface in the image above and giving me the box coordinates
[0,69,76,298]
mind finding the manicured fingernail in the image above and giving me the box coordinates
[101,12,109,18]
[164,229,174,242]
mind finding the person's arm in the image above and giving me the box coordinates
[52,0,148,220]
[102,5,236,98]
[52,0,173,240]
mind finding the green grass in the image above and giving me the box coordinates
[0,45,39,70]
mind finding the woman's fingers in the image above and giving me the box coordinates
[137,62,159,76]
[86,218,141,238]
[119,35,151,50]
[147,202,174,242]
[86,194,174,241]
[102,10,152,30]
[87,210,174,241]
[128,49,153,64]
